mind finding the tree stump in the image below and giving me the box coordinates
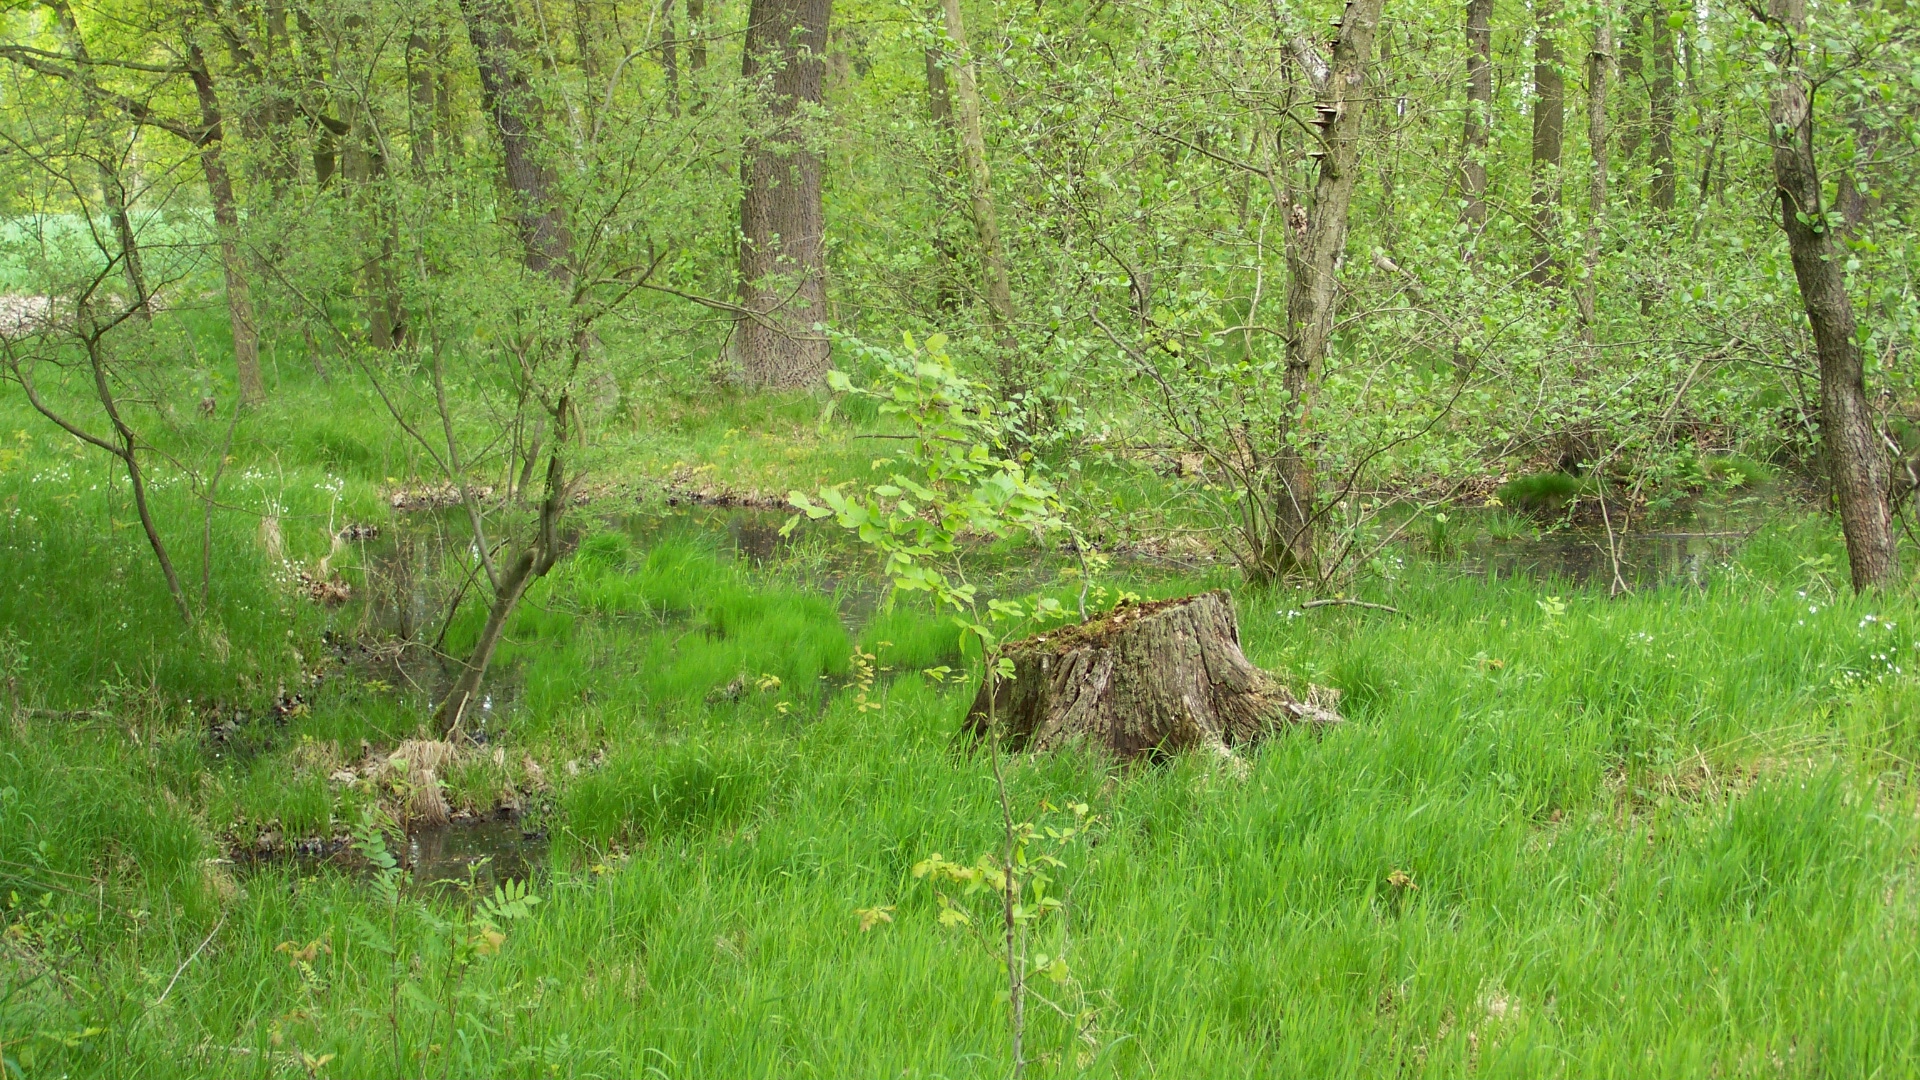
[962,591,1340,760]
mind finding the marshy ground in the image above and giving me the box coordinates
[3,379,1917,1078]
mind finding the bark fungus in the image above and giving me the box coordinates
[963,591,1340,761]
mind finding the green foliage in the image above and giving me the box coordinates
[787,332,1068,644]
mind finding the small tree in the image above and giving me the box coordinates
[788,331,1092,1075]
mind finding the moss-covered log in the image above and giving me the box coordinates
[962,591,1339,760]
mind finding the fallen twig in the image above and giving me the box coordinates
[150,911,225,1011]
[1299,599,1403,614]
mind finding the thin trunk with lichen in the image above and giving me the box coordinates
[1762,0,1896,590]
[1266,0,1386,582]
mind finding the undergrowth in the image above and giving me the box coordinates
[2,374,1919,1077]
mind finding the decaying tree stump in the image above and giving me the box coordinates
[962,591,1340,760]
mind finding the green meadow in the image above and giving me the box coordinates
[3,369,1919,1078]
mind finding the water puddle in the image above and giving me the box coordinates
[1417,499,1768,587]
[232,815,548,892]
[1448,529,1750,587]
[406,816,547,890]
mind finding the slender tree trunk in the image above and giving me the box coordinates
[1269,0,1386,581]
[1529,0,1565,285]
[1461,0,1492,240]
[103,168,150,319]
[736,0,832,389]
[573,0,599,79]
[340,97,401,350]
[938,0,1016,359]
[1618,5,1645,174]
[15,332,191,624]
[433,0,586,735]
[46,1,152,319]
[924,47,961,312]
[1649,6,1676,212]
[1576,10,1612,340]
[1764,0,1896,590]
[408,33,439,172]
[188,46,265,407]
[1375,27,1400,253]
[660,0,680,116]
[434,431,570,735]
[687,0,707,74]
[87,334,189,623]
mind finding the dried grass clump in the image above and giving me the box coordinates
[383,739,460,826]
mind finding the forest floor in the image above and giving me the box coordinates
[3,373,1919,1077]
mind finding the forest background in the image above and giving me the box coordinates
[1,0,1919,1073]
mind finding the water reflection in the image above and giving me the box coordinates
[1450,529,1748,587]
[406,816,547,891]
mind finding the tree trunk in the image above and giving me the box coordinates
[15,328,192,624]
[434,0,584,735]
[435,550,534,735]
[407,32,439,172]
[924,47,961,312]
[1763,0,1896,589]
[1618,5,1645,173]
[938,0,1016,359]
[573,0,599,80]
[660,0,680,116]
[1461,0,1492,238]
[85,332,190,624]
[340,97,403,350]
[46,0,152,319]
[686,0,706,75]
[736,0,832,389]
[463,0,571,277]
[188,46,265,407]
[1269,0,1385,581]
[1649,7,1676,212]
[103,169,151,319]
[962,592,1339,760]
[1529,0,1565,286]
[1576,9,1612,340]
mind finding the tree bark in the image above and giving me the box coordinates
[1763,0,1897,590]
[407,32,439,172]
[1461,0,1493,239]
[1618,4,1645,172]
[1649,6,1676,212]
[1529,0,1565,286]
[1576,9,1612,340]
[736,0,832,389]
[924,47,961,312]
[686,0,707,75]
[660,0,680,117]
[938,0,1016,359]
[1269,0,1385,582]
[463,0,572,277]
[962,592,1338,760]
[187,45,265,407]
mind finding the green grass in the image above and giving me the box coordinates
[4,348,1920,1077]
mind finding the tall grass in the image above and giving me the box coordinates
[3,362,1919,1076]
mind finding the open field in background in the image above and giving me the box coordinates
[3,365,1920,1077]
